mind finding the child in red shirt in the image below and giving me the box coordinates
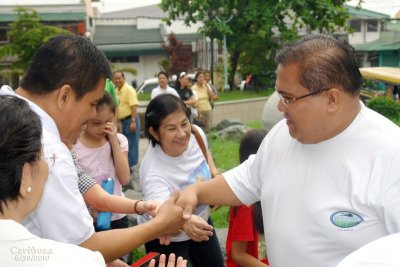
[226,129,269,267]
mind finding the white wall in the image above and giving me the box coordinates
[112,54,166,87]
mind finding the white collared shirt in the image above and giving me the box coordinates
[0,86,95,245]
[0,219,105,267]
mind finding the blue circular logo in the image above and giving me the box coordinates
[330,211,364,228]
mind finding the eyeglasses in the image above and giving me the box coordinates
[44,153,57,167]
[276,87,330,107]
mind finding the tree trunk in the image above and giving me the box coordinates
[229,49,240,90]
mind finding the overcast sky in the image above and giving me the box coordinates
[1,0,398,17]
[97,0,398,17]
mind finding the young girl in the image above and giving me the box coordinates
[72,91,131,230]
[226,129,269,267]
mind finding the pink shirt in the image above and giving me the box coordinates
[72,133,129,221]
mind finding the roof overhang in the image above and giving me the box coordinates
[97,43,165,56]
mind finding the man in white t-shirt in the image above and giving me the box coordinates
[176,34,400,267]
[0,35,185,264]
[151,71,179,99]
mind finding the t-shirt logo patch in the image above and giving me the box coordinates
[330,211,364,228]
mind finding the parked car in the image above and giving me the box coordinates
[136,73,196,94]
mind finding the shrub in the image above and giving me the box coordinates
[367,97,400,122]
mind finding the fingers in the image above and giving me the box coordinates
[159,235,171,246]
[177,256,187,267]
[155,254,166,267]
[168,190,180,204]
[166,253,176,267]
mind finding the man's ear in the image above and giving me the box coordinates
[19,163,32,198]
[326,88,341,113]
[149,127,159,142]
[57,85,73,110]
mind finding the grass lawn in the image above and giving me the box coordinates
[138,88,273,101]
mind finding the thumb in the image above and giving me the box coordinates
[182,205,193,220]
[168,190,180,204]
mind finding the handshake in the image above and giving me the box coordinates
[149,189,213,246]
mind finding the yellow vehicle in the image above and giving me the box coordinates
[359,67,400,101]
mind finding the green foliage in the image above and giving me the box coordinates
[209,134,239,171]
[0,7,70,70]
[367,97,400,122]
[131,247,146,262]
[211,206,229,228]
[160,0,354,89]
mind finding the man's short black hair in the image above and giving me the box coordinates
[20,34,111,100]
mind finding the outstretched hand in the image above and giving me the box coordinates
[149,254,187,267]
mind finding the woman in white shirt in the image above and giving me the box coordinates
[0,95,106,267]
[138,94,224,267]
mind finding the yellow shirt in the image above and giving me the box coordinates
[116,83,139,120]
[192,84,212,112]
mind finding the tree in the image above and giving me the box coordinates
[162,33,193,76]
[161,0,356,89]
[0,7,70,71]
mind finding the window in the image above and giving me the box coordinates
[349,20,361,32]
[0,28,8,43]
[367,20,378,32]
[109,56,139,63]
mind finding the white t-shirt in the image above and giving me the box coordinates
[0,219,105,267]
[151,85,179,99]
[0,86,95,245]
[138,126,211,242]
[72,133,129,221]
[336,232,400,267]
[224,103,400,267]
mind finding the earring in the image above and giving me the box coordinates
[26,187,32,193]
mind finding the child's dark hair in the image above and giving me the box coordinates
[232,129,268,234]
[96,91,115,114]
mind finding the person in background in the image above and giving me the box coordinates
[175,71,198,123]
[151,71,179,99]
[191,71,214,133]
[204,70,219,102]
[0,95,105,267]
[0,34,186,264]
[113,71,140,168]
[73,92,131,231]
[226,129,269,267]
[175,34,400,266]
[105,78,119,127]
[138,94,224,267]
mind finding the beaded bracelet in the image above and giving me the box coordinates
[134,200,144,215]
